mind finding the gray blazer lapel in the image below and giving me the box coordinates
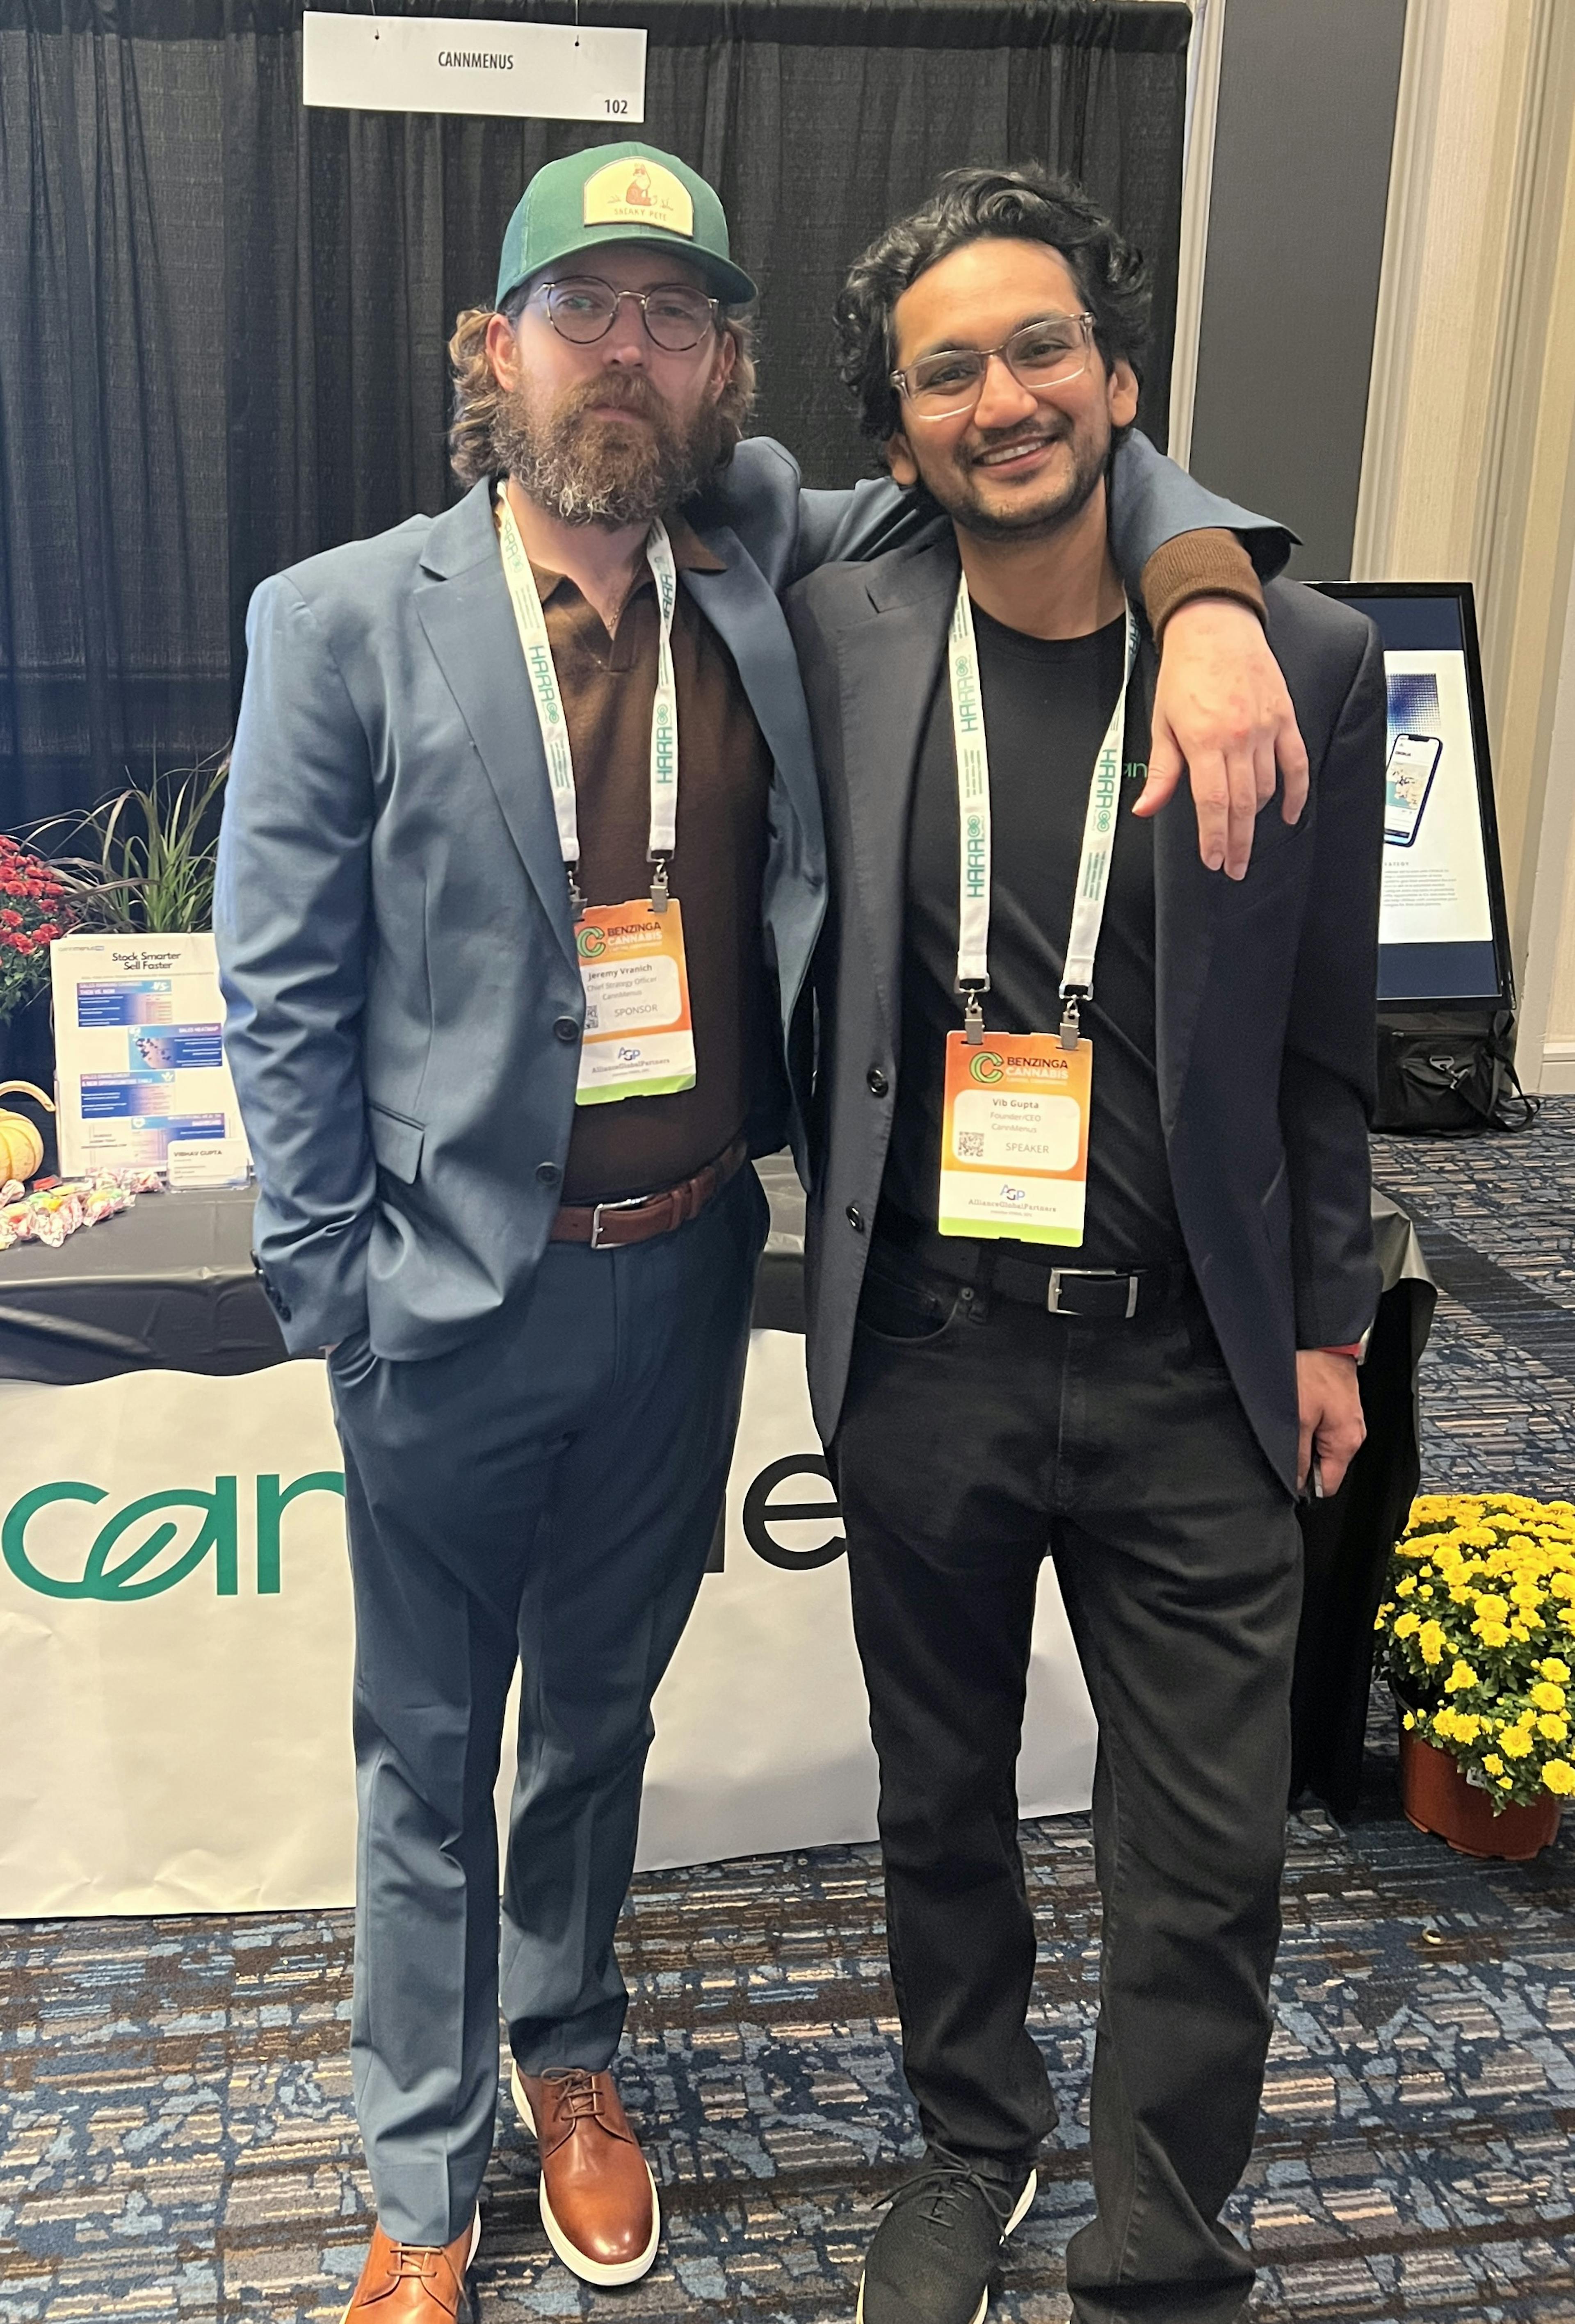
[413,486,578,972]
[838,545,956,1049]
[1150,644,1224,1133]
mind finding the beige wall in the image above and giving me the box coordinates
[1351,0,1575,1084]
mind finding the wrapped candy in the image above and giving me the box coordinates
[0,1163,170,1256]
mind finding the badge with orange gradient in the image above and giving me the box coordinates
[582,157,695,238]
[939,1030,1092,1244]
[573,898,695,1105]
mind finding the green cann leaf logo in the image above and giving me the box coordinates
[2,1473,345,1601]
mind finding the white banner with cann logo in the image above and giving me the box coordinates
[0,1335,1096,1917]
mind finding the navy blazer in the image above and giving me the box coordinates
[786,534,1386,1496]
[216,433,1285,1362]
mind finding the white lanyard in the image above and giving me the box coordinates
[948,577,1139,1046]
[496,486,681,911]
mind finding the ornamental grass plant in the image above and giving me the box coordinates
[1377,1493,1575,1811]
[22,753,229,939]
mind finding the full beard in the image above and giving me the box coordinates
[494,371,724,528]
[930,416,1111,543]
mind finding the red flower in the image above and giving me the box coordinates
[0,910,18,929]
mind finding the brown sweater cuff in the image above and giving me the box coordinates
[1141,527,1268,640]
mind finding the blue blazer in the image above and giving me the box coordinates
[216,432,1285,1361]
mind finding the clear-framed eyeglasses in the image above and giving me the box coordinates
[528,275,723,354]
[890,312,1097,419]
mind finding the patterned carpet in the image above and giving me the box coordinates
[4,1104,1575,2324]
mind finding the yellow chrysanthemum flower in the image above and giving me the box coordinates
[1444,1660,1477,1695]
[1532,1682,1566,1713]
[1545,1659,1574,1683]
[1501,1728,1534,1759]
[1543,1760,1575,1796]
[1484,1754,1504,1775]
[1419,1622,1446,1666]
[1538,1715,1568,1742]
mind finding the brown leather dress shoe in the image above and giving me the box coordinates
[512,2065,660,2284]
[341,2213,479,2320]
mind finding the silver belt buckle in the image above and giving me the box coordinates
[589,1193,650,1250]
[1045,1269,1140,1320]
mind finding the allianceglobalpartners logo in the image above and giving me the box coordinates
[2,1473,344,1601]
[1,1459,845,1600]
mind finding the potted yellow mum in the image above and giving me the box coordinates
[1376,1492,1575,1860]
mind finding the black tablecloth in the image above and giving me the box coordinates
[0,1188,282,1380]
[0,1162,1433,1813]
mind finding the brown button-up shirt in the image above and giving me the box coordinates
[519,516,774,1205]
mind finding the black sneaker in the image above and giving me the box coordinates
[857,2154,1037,2324]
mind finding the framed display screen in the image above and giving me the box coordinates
[1317,581,1513,1008]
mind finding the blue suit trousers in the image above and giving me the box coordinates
[327,1164,768,2244]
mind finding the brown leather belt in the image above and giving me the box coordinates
[548,1136,750,1250]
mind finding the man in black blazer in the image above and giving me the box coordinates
[786,168,1385,2324]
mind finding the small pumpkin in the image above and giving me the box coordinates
[0,1082,55,1186]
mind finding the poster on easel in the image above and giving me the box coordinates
[1317,581,1512,1008]
[49,933,251,1185]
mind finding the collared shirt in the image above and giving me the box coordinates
[516,513,775,1205]
[881,605,1186,1270]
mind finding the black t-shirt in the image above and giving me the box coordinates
[881,604,1186,1271]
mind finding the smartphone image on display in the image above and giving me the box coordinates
[1383,732,1443,847]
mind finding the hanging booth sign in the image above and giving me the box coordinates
[301,14,647,122]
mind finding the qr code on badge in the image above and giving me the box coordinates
[956,1131,986,1159]
[584,1006,599,1032]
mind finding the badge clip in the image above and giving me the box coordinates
[648,856,671,913]
[568,866,586,915]
[1059,992,1084,1051]
[959,981,988,1048]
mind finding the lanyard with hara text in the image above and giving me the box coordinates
[938,578,1139,1245]
[496,486,696,1107]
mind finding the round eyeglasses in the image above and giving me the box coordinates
[529,276,723,354]
[890,313,1096,419]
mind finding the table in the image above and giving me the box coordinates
[0,1162,1432,1915]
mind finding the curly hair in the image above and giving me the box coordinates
[448,281,759,488]
[835,164,1150,450]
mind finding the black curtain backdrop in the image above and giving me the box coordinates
[0,0,1190,823]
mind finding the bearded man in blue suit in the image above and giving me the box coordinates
[216,141,1299,2322]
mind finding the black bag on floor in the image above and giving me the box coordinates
[1374,1007,1540,1135]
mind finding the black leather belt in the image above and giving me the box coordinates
[874,1207,1194,1321]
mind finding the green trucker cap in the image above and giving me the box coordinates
[495,142,757,311]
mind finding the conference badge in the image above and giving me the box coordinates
[574,897,696,1105]
[939,1029,1093,1244]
